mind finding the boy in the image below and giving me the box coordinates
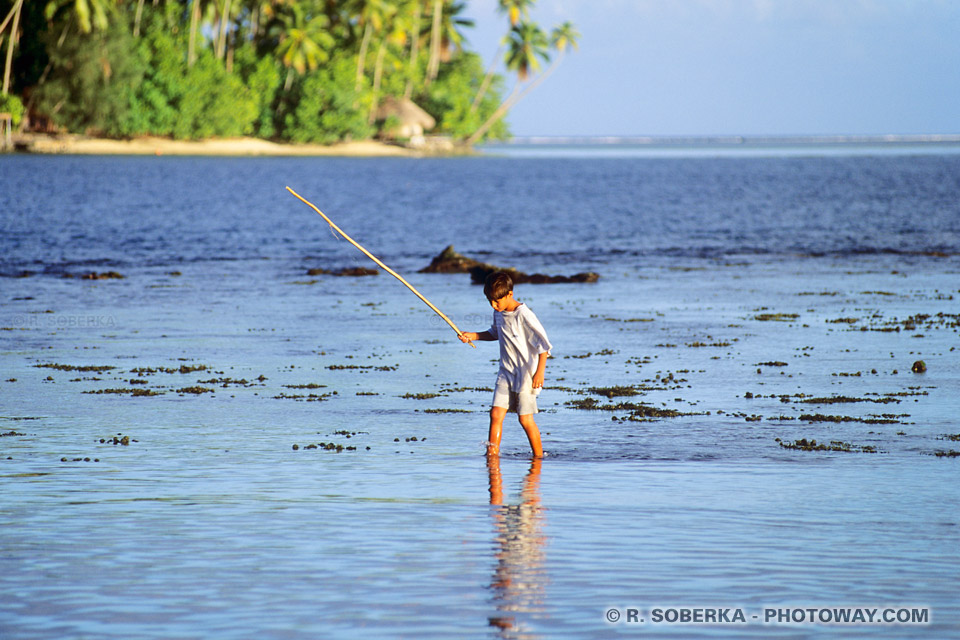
[459,272,552,457]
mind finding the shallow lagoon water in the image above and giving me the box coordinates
[2,149,959,638]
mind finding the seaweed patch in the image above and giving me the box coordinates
[753,312,800,322]
[800,395,900,405]
[84,387,164,396]
[35,363,116,373]
[776,438,879,453]
[798,414,901,425]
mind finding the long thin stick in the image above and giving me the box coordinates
[287,186,475,347]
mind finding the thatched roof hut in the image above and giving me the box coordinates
[376,97,435,145]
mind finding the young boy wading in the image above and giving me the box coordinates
[459,272,552,457]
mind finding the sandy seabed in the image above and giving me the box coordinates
[13,132,432,157]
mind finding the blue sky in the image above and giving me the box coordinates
[463,0,960,137]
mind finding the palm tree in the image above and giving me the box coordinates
[132,0,145,36]
[515,20,578,95]
[470,0,534,113]
[551,20,578,50]
[424,0,442,82]
[402,0,421,98]
[215,0,234,60]
[436,0,471,63]
[2,0,24,96]
[465,20,577,145]
[188,0,203,66]
[501,0,532,28]
[503,20,548,81]
[465,20,548,145]
[246,0,286,49]
[424,0,472,83]
[353,0,390,91]
[368,1,404,120]
[272,3,335,90]
[44,0,112,35]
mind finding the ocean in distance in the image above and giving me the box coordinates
[1,143,959,638]
[481,134,960,159]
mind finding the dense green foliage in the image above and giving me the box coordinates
[31,22,144,137]
[0,94,24,127]
[0,0,527,144]
[284,56,372,144]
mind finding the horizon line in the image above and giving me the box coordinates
[496,134,960,146]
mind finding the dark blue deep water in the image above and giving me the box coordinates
[2,149,959,639]
[3,153,959,274]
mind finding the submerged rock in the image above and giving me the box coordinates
[306,267,379,277]
[336,267,378,277]
[419,245,599,284]
[468,265,599,285]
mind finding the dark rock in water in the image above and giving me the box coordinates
[912,360,927,373]
[419,245,599,284]
[81,271,125,280]
[469,265,599,285]
[336,267,378,277]
[419,245,489,273]
[306,267,378,277]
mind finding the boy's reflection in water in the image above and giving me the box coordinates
[487,453,546,638]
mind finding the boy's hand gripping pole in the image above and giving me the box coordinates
[287,187,475,348]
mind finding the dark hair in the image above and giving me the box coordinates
[484,271,513,301]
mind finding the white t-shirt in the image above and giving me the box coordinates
[488,303,553,393]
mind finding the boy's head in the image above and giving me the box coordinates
[484,271,513,303]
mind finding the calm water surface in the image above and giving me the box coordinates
[1,149,959,638]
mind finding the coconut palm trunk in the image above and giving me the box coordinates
[188,0,201,66]
[465,20,551,145]
[467,20,578,145]
[465,81,521,145]
[425,0,442,83]
[2,0,23,96]
[355,21,373,90]
[469,43,503,113]
[216,0,233,60]
[369,38,387,123]
[508,48,564,107]
[133,0,146,36]
[403,0,422,98]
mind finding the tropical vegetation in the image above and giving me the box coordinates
[0,0,576,146]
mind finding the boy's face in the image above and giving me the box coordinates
[489,292,513,312]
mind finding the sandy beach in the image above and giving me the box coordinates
[11,132,457,157]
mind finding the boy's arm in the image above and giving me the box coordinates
[532,351,548,389]
[459,330,496,342]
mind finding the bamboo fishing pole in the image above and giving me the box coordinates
[287,186,475,347]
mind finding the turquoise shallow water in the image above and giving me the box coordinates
[1,150,959,638]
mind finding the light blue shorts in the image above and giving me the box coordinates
[492,376,539,415]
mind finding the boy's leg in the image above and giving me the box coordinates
[518,413,543,458]
[488,406,507,455]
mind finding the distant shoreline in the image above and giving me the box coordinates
[501,134,960,146]
[9,133,463,157]
[12,132,960,158]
